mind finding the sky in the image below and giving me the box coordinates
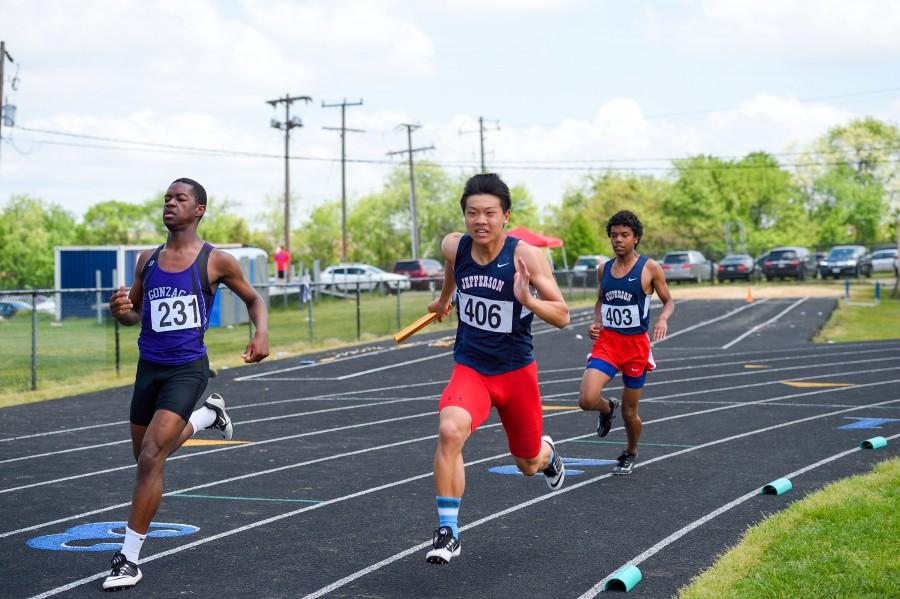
[1,0,900,229]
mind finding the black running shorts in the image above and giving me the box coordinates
[130,355,209,426]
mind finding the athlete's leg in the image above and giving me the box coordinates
[620,386,643,454]
[433,406,472,497]
[127,409,191,533]
[579,364,614,411]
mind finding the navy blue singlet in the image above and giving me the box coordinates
[137,243,216,365]
[600,255,651,335]
[453,234,534,375]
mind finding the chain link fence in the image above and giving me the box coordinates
[0,271,596,395]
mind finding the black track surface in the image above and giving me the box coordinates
[2,297,899,598]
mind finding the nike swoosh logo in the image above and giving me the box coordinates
[628,277,638,281]
[498,263,510,267]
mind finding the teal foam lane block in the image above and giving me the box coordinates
[761,478,792,496]
[604,564,642,592]
[861,436,887,449]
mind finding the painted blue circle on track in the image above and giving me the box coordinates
[489,457,616,476]
[26,521,199,552]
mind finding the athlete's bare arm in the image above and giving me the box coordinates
[513,242,569,329]
[209,250,269,363]
[644,259,674,342]
[428,232,462,321]
[109,249,153,326]
[588,261,607,340]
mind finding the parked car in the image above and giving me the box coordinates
[716,254,754,282]
[0,300,33,319]
[859,247,898,276]
[572,255,610,281]
[819,245,868,279]
[761,247,816,281]
[660,250,712,283]
[392,258,444,290]
[320,263,411,293]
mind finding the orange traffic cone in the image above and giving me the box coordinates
[746,287,753,303]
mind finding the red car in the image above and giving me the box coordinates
[392,258,444,290]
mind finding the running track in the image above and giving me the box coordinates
[1,297,898,598]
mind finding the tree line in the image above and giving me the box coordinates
[1,117,898,290]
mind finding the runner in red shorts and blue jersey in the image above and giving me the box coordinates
[424,173,570,564]
[579,210,674,475]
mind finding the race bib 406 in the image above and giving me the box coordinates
[150,295,201,332]
[458,291,513,333]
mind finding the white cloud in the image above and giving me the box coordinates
[644,0,900,59]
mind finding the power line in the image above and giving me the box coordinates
[322,98,364,262]
[387,124,434,259]
[266,93,312,255]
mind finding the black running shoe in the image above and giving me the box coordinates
[541,435,566,490]
[596,397,618,438]
[203,393,233,440]
[612,451,636,475]
[426,527,461,564]
[102,552,142,592]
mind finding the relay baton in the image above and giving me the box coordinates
[393,312,438,343]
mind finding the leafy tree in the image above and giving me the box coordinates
[798,117,900,250]
[295,201,341,270]
[0,195,77,289]
[75,199,157,245]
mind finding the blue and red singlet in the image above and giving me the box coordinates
[137,243,216,366]
[599,255,651,335]
[452,234,534,374]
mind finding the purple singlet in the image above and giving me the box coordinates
[137,244,216,365]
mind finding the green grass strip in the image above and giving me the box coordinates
[678,456,900,599]
[816,285,900,343]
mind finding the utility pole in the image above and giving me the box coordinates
[460,116,500,173]
[0,41,14,166]
[322,98,364,262]
[388,124,434,260]
[267,93,311,256]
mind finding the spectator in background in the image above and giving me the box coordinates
[274,245,291,281]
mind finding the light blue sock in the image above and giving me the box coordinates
[436,496,461,538]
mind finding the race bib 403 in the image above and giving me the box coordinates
[150,294,201,332]
[458,291,513,333]
[601,304,640,329]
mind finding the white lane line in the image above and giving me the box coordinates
[29,395,900,599]
[6,375,898,543]
[0,398,427,466]
[4,337,897,444]
[652,299,768,346]
[298,396,900,599]
[721,297,807,349]
[4,352,893,469]
[4,361,897,494]
[535,355,897,389]
[0,402,436,496]
[577,432,900,599]
[232,309,597,382]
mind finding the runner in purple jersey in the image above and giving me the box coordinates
[103,178,269,592]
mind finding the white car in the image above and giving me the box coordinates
[572,255,610,280]
[320,263,411,293]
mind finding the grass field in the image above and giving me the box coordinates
[678,457,900,599]
[815,280,900,343]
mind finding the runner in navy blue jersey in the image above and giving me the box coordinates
[103,178,268,591]
[424,173,570,564]
[579,210,673,475]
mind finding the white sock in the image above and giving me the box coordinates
[188,405,216,435]
[121,526,146,564]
